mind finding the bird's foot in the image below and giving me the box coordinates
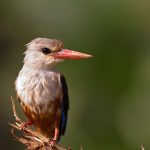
[19,121,33,130]
[49,139,56,147]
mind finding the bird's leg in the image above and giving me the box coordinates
[50,110,61,146]
[50,127,59,146]
[19,120,33,130]
[53,127,59,141]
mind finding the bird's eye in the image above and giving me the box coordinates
[42,48,52,55]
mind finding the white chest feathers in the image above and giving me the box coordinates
[15,67,62,110]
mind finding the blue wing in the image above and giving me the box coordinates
[59,74,69,139]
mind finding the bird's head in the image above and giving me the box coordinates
[24,38,92,69]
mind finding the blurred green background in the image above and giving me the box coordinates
[0,0,150,149]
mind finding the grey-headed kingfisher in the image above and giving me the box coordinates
[15,38,92,144]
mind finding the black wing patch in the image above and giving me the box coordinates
[59,74,69,137]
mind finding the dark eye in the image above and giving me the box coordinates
[42,48,52,55]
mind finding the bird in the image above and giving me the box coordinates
[15,38,92,144]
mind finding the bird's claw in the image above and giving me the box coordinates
[49,139,56,147]
[19,121,32,130]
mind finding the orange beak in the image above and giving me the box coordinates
[53,49,92,60]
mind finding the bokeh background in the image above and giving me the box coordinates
[0,0,150,150]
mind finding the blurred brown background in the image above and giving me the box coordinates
[0,0,150,149]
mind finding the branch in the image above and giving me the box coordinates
[9,97,71,150]
[141,145,145,150]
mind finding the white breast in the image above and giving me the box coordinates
[15,67,62,113]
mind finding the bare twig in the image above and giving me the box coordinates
[11,96,22,123]
[141,145,145,150]
[9,98,71,150]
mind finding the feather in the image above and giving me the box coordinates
[59,74,69,138]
